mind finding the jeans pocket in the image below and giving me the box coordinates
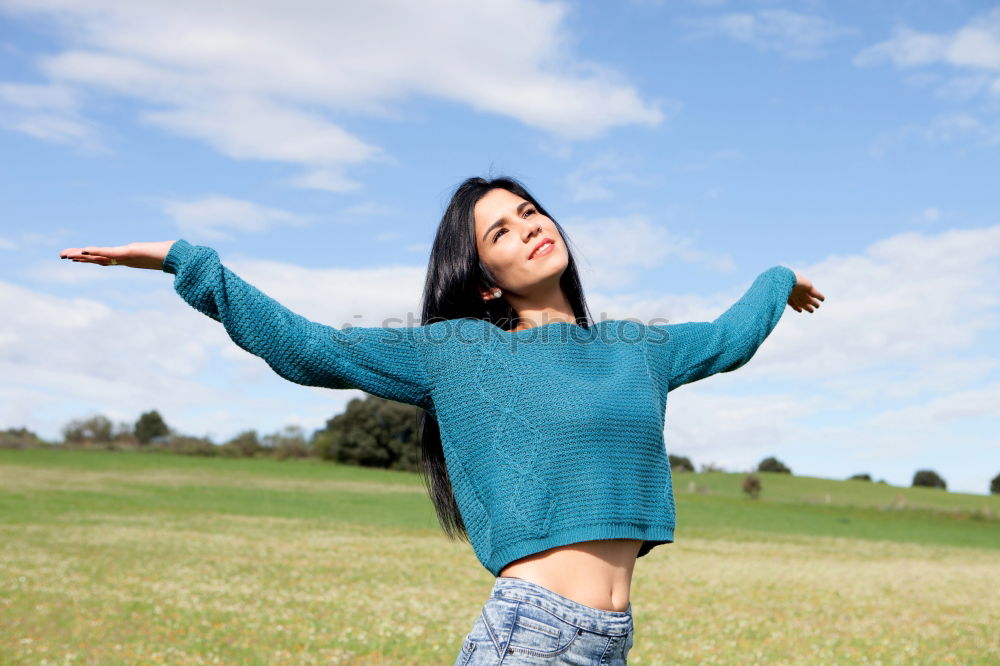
[503,602,584,658]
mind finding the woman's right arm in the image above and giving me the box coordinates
[59,240,435,411]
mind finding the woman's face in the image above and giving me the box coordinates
[473,188,569,299]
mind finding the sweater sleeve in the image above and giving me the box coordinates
[163,239,434,410]
[646,266,797,391]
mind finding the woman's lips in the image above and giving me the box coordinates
[529,239,555,260]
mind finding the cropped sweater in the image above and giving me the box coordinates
[162,239,797,576]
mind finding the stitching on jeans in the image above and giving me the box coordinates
[599,634,614,664]
[501,596,631,636]
[481,608,500,657]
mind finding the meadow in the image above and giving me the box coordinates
[1,449,998,665]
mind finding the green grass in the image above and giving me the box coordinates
[674,470,1000,514]
[1,449,998,664]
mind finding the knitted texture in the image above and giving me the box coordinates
[163,239,797,575]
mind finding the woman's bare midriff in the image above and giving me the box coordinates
[498,539,643,612]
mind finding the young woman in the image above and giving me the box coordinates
[60,176,824,664]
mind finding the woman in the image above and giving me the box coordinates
[60,176,824,664]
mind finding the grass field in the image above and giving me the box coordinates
[1,449,998,664]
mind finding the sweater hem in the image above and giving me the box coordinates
[485,523,675,577]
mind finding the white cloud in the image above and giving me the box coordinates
[0,236,16,250]
[686,9,854,59]
[0,82,75,109]
[869,112,1000,156]
[224,257,428,328]
[0,0,662,185]
[856,10,1000,71]
[856,9,1000,105]
[286,168,363,194]
[161,196,308,240]
[564,153,644,201]
[564,214,736,290]
[0,81,103,150]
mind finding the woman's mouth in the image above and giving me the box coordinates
[529,239,555,260]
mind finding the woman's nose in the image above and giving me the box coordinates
[521,221,543,241]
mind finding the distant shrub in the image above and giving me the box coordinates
[757,457,791,474]
[62,414,114,445]
[0,427,43,449]
[699,462,725,473]
[220,430,263,458]
[166,435,217,457]
[990,473,1000,495]
[263,426,311,460]
[912,469,946,490]
[742,474,762,499]
[669,454,694,473]
[849,473,872,482]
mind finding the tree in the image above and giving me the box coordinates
[134,410,169,445]
[849,473,872,482]
[262,425,311,460]
[912,469,947,490]
[742,474,762,499]
[757,456,791,474]
[669,454,694,473]
[62,415,114,445]
[312,396,421,470]
[992,473,1000,495]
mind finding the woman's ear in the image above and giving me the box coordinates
[480,286,502,301]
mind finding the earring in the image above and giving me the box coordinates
[491,288,502,298]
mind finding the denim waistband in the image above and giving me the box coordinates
[491,576,633,637]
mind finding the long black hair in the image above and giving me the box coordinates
[417,176,594,540]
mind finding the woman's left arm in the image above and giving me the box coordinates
[647,266,824,391]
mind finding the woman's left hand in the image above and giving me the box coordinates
[788,271,825,313]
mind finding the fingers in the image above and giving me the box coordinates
[789,294,823,313]
[59,245,125,266]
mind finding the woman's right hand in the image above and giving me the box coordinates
[59,241,177,270]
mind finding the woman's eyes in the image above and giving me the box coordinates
[492,208,537,243]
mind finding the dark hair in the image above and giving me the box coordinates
[417,176,594,540]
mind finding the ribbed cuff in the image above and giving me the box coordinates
[771,265,798,301]
[162,239,194,275]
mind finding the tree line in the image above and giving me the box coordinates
[0,396,423,469]
[3,397,998,495]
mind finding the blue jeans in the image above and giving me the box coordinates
[454,577,635,665]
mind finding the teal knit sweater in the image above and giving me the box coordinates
[163,239,797,576]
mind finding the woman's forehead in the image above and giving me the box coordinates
[474,189,527,228]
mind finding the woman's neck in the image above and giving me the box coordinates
[508,287,576,332]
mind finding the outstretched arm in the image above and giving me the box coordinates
[59,240,435,410]
[646,266,824,391]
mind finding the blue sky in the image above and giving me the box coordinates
[1,1,998,494]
